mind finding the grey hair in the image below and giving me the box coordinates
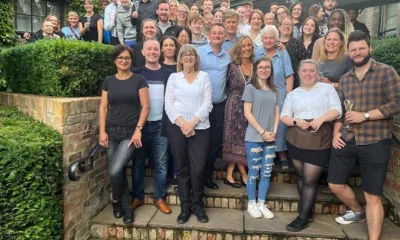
[262,25,279,42]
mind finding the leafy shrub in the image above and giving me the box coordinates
[0,107,63,239]
[0,0,17,47]
[372,37,400,74]
[0,39,115,97]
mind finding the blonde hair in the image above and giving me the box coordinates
[45,15,60,32]
[231,35,255,65]
[298,59,320,85]
[177,44,201,72]
[177,3,190,28]
[318,28,347,63]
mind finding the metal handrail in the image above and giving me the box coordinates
[68,143,101,181]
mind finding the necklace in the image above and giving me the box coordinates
[239,64,253,85]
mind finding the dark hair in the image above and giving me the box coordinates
[346,7,359,15]
[175,26,192,45]
[210,23,225,31]
[111,45,135,64]
[308,4,323,22]
[157,0,169,9]
[269,2,279,8]
[290,2,307,26]
[251,57,276,91]
[159,35,180,62]
[347,30,370,48]
[243,1,254,7]
[300,16,321,43]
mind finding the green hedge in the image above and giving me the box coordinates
[0,39,115,97]
[0,107,63,239]
[372,37,400,74]
[0,0,17,47]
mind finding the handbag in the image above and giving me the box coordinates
[286,120,332,150]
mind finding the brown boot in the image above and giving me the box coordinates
[155,199,171,214]
[131,198,144,210]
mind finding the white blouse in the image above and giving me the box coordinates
[165,71,213,129]
[281,82,342,120]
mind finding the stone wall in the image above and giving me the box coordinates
[358,4,400,39]
[0,92,109,240]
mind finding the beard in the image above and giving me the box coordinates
[350,52,371,67]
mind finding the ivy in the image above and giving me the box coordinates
[68,0,103,17]
[0,0,17,47]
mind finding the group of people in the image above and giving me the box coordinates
[93,1,399,240]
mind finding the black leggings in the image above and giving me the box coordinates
[292,159,324,219]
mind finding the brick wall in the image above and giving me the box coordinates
[358,4,400,39]
[0,92,109,240]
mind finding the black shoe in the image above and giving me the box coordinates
[205,178,219,190]
[241,179,246,188]
[286,216,309,232]
[177,209,191,224]
[307,210,314,223]
[194,208,209,223]
[123,210,134,224]
[223,178,241,188]
[112,200,124,219]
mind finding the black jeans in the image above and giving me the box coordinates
[205,101,226,179]
[167,121,209,211]
[106,126,136,206]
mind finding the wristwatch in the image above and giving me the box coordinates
[293,120,297,126]
[364,112,370,121]
[136,126,143,130]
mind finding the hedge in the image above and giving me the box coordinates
[0,107,63,239]
[0,0,17,47]
[0,39,115,97]
[372,37,400,74]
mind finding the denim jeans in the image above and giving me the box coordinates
[106,127,136,206]
[245,141,276,201]
[131,121,169,201]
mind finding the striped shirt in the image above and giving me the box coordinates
[339,59,400,145]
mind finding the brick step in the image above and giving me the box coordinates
[127,178,387,214]
[90,204,399,240]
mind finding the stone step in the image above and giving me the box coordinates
[128,177,387,214]
[90,204,399,240]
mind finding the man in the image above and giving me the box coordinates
[197,24,231,190]
[242,1,253,22]
[220,0,230,10]
[323,0,338,25]
[347,8,370,39]
[131,39,174,214]
[222,10,239,52]
[269,2,279,14]
[202,0,214,15]
[190,15,208,48]
[203,12,214,39]
[131,0,158,43]
[156,0,174,34]
[104,0,121,45]
[237,6,250,34]
[328,31,400,240]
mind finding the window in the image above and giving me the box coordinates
[379,3,399,37]
[15,0,62,33]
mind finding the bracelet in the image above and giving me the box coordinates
[261,130,266,135]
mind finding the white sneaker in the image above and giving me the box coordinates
[257,203,274,219]
[247,202,262,218]
[335,210,366,225]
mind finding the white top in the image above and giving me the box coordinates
[281,82,342,120]
[165,71,213,129]
[104,1,121,36]
[243,29,263,48]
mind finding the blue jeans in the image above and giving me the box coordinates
[245,141,276,201]
[131,121,168,201]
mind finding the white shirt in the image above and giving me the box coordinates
[165,71,213,129]
[104,1,121,37]
[242,29,263,48]
[281,82,342,120]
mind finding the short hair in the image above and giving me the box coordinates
[243,1,254,7]
[347,30,370,48]
[298,59,320,84]
[67,11,79,18]
[202,0,212,4]
[346,7,359,14]
[111,45,134,62]
[275,6,290,22]
[279,17,294,39]
[157,0,169,9]
[213,9,224,16]
[210,23,225,32]
[262,25,280,43]
[231,35,255,65]
[269,2,279,8]
[159,35,180,62]
[223,9,239,22]
[248,9,264,24]
[251,57,276,91]
[140,19,159,41]
[143,38,160,49]
[189,14,204,25]
[176,44,201,72]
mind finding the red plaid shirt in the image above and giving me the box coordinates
[338,59,400,145]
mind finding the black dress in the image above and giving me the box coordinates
[80,13,102,42]
[282,38,308,88]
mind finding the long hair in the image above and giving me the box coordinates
[328,9,354,38]
[290,2,307,26]
[318,28,347,63]
[251,57,276,91]
[140,19,159,42]
[274,5,289,23]
[45,15,60,32]
[177,3,190,28]
[159,36,180,63]
[230,35,255,65]
[308,4,323,23]
[300,17,321,43]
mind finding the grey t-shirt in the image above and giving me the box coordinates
[242,84,279,142]
[319,55,353,83]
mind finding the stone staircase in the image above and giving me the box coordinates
[89,159,399,240]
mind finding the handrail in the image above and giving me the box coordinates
[68,143,101,181]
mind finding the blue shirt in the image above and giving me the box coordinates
[197,44,231,104]
[222,34,240,52]
[61,26,81,40]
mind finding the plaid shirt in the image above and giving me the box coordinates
[339,59,400,145]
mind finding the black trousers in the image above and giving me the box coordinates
[166,121,209,211]
[110,36,119,46]
[205,101,226,179]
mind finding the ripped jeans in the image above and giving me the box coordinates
[245,141,276,201]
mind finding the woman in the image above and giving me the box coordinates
[99,45,150,224]
[263,13,276,28]
[243,57,279,219]
[279,17,308,88]
[176,26,192,47]
[255,25,294,169]
[160,36,180,72]
[28,20,60,42]
[300,17,320,58]
[275,6,289,24]
[307,4,327,37]
[79,0,103,43]
[317,28,352,89]
[62,12,81,40]
[117,0,137,47]
[165,44,213,224]
[281,59,341,231]
[290,2,306,39]
[165,4,190,37]
[133,19,159,68]
[189,4,200,19]
[45,15,66,38]
[214,9,224,25]
[244,10,264,48]
[169,0,179,23]
[223,36,254,189]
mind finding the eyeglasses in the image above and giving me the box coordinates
[178,10,188,14]
[116,56,131,62]
[182,53,195,58]
[179,34,190,39]
[257,66,271,71]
